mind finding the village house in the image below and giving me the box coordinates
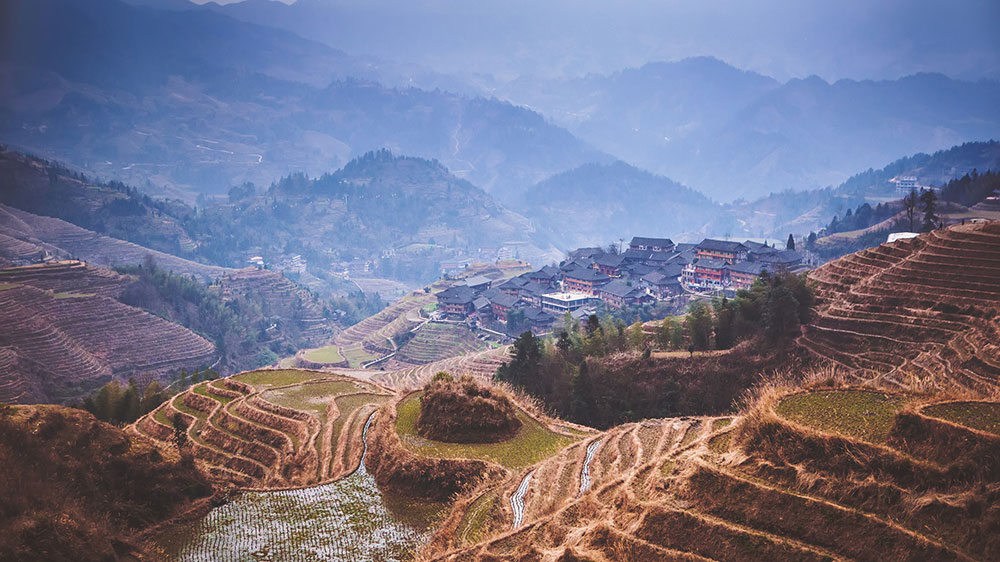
[541,292,597,314]
[436,286,477,316]
[629,236,675,253]
[489,292,520,323]
[563,268,611,295]
[725,261,771,290]
[599,279,653,309]
[593,253,627,277]
[696,239,749,263]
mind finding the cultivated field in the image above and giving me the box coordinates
[802,222,1000,393]
[425,380,1000,561]
[0,280,216,404]
[131,370,394,488]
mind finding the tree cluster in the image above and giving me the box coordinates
[494,273,813,428]
[80,379,169,425]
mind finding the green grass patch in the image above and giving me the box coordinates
[776,390,906,443]
[302,345,345,364]
[0,283,19,291]
[193,382,232,405]
[261,380,361,422]
[395,393,577,470]
[53,291,96,299]
[458,489,499,545]
[711,418,732,432]
[923,401,1000,435]
[154,405,171,426]
[342,344,377,368]
[233,369,330,389]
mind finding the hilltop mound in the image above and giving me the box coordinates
[0,404,213,562]
[417,376,522,444]
[802,222,1000,393]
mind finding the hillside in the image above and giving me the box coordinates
[131,369,394,488]
[0,147,562,284]
[803,222,1000,392]
[716,140,1000,238]
[410,222,1000,560]
[0,278,217,404]
[0,404,213,562]
[187,150,561,277]
[1,0,607,202]
[424,382,1000,561]
[523,160,718,247]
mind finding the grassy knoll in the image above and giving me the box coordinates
[234,369,331,389]
[923,401,1000,435]
[262,380,361,421]
[396,393,577,470]
[775,390,907,443]
[302,345,345,364]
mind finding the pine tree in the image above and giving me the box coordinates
[903,187,919,231]
[786,234,795,250]
[920,188,939,232]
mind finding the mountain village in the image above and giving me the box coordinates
[435,236,811,336]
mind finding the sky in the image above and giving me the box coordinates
[184,0,1000,82]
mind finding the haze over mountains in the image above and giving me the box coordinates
[1,0,999,253]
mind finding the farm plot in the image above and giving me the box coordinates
[158,415,445,562]
[394,323,490,365]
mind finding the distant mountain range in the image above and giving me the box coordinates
[500,58,1000,201]
[1,0,607,204]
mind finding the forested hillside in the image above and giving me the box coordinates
[523,161,717,247]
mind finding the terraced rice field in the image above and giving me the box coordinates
[775,389,908,443]
[394,323,490,365]
[922,400,1000,435]
[156,414,446,561]
[132,370,394,487]
[801,222,1000,394]
[0,280,216,404]
[432,387,1000,562]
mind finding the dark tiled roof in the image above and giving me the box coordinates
[472,296,491,310]
[568,247,606,260]
[600,279,641,298]
[658,263,685,278]
[437,286,476,305]
[694,258,728,270]
[595,254,627,268]
[565,268,611,283]
[756,249,803,264]
[725,261,770,275]
[697,239,748,253]
[622,249,654,261]
[630,236,675,248]
[489,293,520,308]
